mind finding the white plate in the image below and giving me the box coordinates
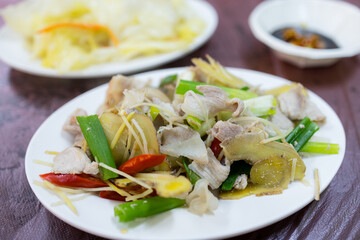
[0,0,217,79]
[25,68,346,239]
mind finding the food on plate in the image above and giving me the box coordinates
[0,0,205,72]
[272,27,338,49]
[35,56,339,222]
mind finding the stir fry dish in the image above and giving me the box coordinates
[35,56,339,222]
[1,0,204,72]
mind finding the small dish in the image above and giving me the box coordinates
[249,0,360,68]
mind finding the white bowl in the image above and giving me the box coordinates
[249,0,360,68]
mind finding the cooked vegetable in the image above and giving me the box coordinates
[249,155,291,189]
[285,117,311,144]
[40,173,107,188]
[77,115,118,180]
[219,184,283,200]
[292,122,319,152]
[221,161,251,191]
[99,112,129,166]
[99,112,162,167]
[197,118,216,137]
[192,55,248,88]
[118,154,166,175]
[99,191,126,201]
[243,95,276,117]
[176,80,257,100]
[221,132,306,180]
[114,196,186,222]
[300,142,339,154]
[285,117,319,151]
[210,138,222,158]
[186,115,203,130]
[37,22,119,46]
[182,157,201,185]
[160,74,177,87]
[149,106,160,121]
[128,173,192,198]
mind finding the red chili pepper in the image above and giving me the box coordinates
[40,173,107,188]
[118,154,166,175]
[99,191,126,201]
[210,138,222,158]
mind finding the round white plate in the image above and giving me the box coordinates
[0,0,217,79]
[25,67,346,239]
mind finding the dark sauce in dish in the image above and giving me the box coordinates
[272,27,338,49]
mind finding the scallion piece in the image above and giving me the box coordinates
[243,95,277,117]
[149,106,160,121]
[114,196,185,222]
[176,80,257,100]
[292,121,319,152]
[186,115,203,130]
[285,117,311,144]
[159,74,177,87]
[77,115,118,180]
[221,161,252,191]
[284,117,319,152]
[182,157,201,185]
[300,142,339,154]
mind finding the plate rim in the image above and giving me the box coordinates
[25,67,346,239]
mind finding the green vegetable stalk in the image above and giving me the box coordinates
[159,74,177,87]
[114,196,185,222]
[221,161,252,191]
[77,115,118,180]
[285,117,311,144]
[186,115,202,130]
[300,142,339,154]
[176,80,257,100]
[182,157,201,185]
[285,117,319,152]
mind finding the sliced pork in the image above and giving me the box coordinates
[207,120,244,142]
[181,85,244,121]
[157,126,208,164]
[277,85,326,122]
[53,147,99,175]
[189,149,230,189]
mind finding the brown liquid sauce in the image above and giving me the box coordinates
[272,27,339,49]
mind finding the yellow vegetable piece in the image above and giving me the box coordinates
[264,83,308,97]
[219,184,283,200]
[221,131,306,180]
[115,173,192,198]
[250,155,291,189]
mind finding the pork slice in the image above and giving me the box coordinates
[189,148,230,189]
[52,147,99,175]
[267,106,294,136]
[100,75,149,112]
[207,120,244,142]
[63,108,87,146]
[181,85,244,121]
[158,126,208,164]
[278,85,325,122]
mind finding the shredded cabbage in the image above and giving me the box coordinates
[1,0,205,72]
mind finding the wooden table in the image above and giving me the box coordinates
[1,0,359,239]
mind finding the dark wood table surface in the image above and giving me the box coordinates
[1,0,359,239]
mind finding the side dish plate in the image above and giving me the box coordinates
[0,0,217,78]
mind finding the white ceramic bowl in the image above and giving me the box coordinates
[249,0,360,68]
